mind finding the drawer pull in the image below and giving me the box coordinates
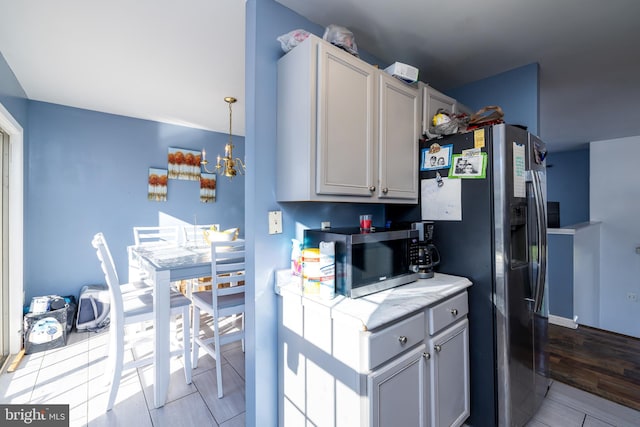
[434,344,442,352]
[369,185,376,192]
[450,308,459,316]
[423,352,431,360]
[398,336,408,345]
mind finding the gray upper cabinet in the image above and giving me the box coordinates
[421,82,473,139]
[421,83,456,138]
[277,34,418,204]
[378,71,420,201]
[315,39,376,197]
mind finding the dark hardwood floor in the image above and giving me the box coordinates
[548,323,640,411]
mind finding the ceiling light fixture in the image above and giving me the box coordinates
[201,97,245,178]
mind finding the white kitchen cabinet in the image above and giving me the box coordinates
[421,83,456,138]
[427,293,470,427]
[276,34,418,204]
[368,344,430,427]
[377,71,420,200]
[277,275,471,427]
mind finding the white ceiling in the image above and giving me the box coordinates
[0,0,246,135]
[1,1,639,152]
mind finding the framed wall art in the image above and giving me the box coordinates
[200,172,216,203]
[168,147,201,181]
[148,168,168,201]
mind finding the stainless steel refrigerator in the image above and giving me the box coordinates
[419,124,550,426]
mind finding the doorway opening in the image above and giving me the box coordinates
[0,102,24,360]
[0,128,8,367]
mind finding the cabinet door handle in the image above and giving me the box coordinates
[434,344,442,352]
[382,187,388,194]
[369,186,376,192]
[450,308,458,316]
[423,352,431,360]
[398,336,408,345]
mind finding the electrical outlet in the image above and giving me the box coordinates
[268,210,283,234]
[627,292,638,302]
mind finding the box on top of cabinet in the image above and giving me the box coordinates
[384,62,419,84]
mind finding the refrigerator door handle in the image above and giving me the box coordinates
[531,170,547,313]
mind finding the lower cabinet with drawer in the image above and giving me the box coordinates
[368,343,430,427]
[278,288,470,427]
[428,292,470,427]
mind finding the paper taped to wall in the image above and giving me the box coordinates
[421,177,462,221]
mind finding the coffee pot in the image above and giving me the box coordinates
[412,221,441,279]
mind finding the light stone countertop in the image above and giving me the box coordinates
[548,221,601,235]
[276,271,472,331]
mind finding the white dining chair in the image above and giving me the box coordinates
[92,232,192,411]
[130,225,181,285]
[133,225,180,246]
[179,224,221,298]
[191,239,245,398]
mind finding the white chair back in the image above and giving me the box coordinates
[191,239,245,398]
[133,226,179,246]
[211,239,246,302]
[92,232,125,330]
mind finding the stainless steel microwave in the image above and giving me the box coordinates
[304,227,420,298]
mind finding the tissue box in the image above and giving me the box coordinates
[384,62,419,83]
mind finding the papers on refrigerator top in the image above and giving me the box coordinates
[421,177,462,221]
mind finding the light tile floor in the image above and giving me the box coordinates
[526,380,640,427]
[2,323,639,427]
[0,315,245,427]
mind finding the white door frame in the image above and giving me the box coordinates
[0,102,24,354]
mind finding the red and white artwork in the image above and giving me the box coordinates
[168,147,201,181]
[148,168,168,201]
[200,173,216,203]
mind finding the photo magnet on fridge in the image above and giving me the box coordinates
[421,144,453,171]
[449,152,487,179]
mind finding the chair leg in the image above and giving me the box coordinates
[103,328,116,386]
[181,306,192,384]
[214,313,223,398]
[105,327,125,411]
[187,280,193,300]
[192,305,201,369]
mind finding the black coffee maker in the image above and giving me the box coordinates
[411,221,440,279]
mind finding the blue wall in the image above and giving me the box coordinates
[447,63,540,136]
[548,234,574,318]
[25,101,244,301]
[246,1,385,425]
[546,148,590,226]
[446,63,591,228]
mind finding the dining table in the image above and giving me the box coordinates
[128,243,213,408]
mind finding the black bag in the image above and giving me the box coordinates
[23,294,75,354]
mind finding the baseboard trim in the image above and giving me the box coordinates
[549,314,579,329]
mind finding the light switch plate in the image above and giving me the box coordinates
[268,210,283,234]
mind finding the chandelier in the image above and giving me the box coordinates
[201,97,245,178]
